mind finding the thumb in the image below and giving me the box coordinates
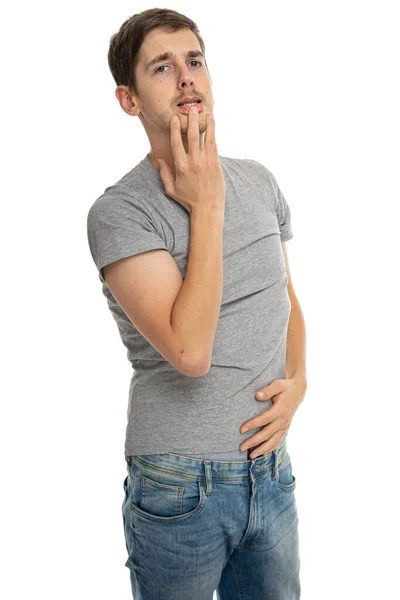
[157,159,174,195]
[157,158,172,184]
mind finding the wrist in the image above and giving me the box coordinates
[289,374,307,404]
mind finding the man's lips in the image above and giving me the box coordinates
[177,101,203,115]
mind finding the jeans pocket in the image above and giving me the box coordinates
[122,475,130,554]
[275,451,297,492]
[130,462,207,523]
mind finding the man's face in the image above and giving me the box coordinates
[132,27,214,137]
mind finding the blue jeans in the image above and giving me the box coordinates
[122,434,301,599]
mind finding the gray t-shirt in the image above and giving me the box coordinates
[87,153,293,461]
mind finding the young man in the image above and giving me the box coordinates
[87,8,306,599]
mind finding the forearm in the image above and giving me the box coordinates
[284,293,307,387]
[171,207,225,376]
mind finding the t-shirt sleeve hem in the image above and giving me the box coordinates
[97,241,169,280]
[280,231,293,242]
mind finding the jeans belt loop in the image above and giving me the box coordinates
[203,461,213,496]
[273,449,279,480]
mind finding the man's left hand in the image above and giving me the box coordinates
[239,377,306,459]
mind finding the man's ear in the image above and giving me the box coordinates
[115,86,140,117]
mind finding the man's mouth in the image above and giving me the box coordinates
[177,100,203,114]
[177,100,202,106]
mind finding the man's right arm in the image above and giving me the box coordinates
[103,206,224,377]
[170,206,224,375]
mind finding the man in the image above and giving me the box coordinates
[87,7,307,599]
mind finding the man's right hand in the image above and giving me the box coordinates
[158,107,226,217]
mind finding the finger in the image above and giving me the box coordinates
[240,434,263,454]
[204,112,216,154]
[169,115,186,167]
[249,430,286,459]
[157,158,175,198]
[240,406,276,433]
[187,105,200,162]
[240,423,273,453]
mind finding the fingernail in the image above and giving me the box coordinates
[171,115,178,122]
[190,106,198,113]
[241,427,248,433]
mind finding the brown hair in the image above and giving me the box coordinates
[107,8,208,95]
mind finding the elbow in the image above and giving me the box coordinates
[189,362,211,377]
[176,351,211,378]
[180,365,210,378]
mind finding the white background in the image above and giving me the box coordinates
[1,1,399,598]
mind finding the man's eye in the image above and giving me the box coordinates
[155,61,203,74]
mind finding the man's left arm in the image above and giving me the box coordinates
[239,242,307,456]
[282,242,307,400]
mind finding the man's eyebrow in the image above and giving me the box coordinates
[145,50,205,72]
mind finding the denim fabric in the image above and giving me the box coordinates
[122,434,300,599]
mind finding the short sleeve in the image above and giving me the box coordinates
[267,170,293,242]
[87,191,168,283]
[251,160,294,242]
